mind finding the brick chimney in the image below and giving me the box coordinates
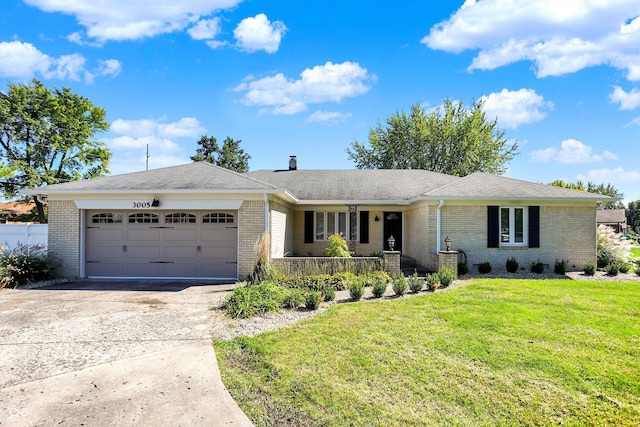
[289,155,297,170]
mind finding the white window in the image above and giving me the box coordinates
[315,211,349,241]
[500,207,527,245]
[165,213,196,223]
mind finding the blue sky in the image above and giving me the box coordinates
[1,0,639,203]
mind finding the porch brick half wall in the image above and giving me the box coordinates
[48,200,81,279]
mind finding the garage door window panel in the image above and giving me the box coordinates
[92,213,123,223]
[129,213,159,223]
[203,212,234,224]
[165,213,196,223]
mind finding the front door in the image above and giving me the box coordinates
[383,211,402,252]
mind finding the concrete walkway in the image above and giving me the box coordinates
[0,281,253,426]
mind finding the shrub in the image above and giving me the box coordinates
[349,278,365,301]
[506,257,518,273]
[606,262,619,276]
[407,271,423,293]
[282,289,306,309]
[222,282,287,318]
[583,261,596,276]
[392,275,408,297]
[425,273,440,292]
[554,259,568,275]
[326,233,351,257]
[478,262,492,274]
[457,261,468,276]
[371,277,387,298]
[530,260,545,274]
[334,272,356,290]
[635,259,640,276]
[597,225,623,268]
[438,265,455,287]
[305,291,323,310]
[0,243,53,288]
[321,284,336,302]
[618,262,630,274]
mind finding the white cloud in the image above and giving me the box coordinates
[578,167,640,183]
[610,85,640,110]
[530,139,618,164]
[188,17,222,40]
[233,13,286,53]
[110,117,205,139]
[234,61,376,114]
[0,40,120,83]
[631,116,640,126]
[422,1,640,81]
[24,0,242,43]
[305,110,352,125]
[480,88,553,129]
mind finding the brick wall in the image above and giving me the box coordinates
[48,200,81,279]
[404,204,438,270]
[238,200,266,279]
[441,203,596,272]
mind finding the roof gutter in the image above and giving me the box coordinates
[436,199,444,253]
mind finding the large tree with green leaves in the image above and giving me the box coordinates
[347,100,519,176]
[0,79,110,222]
[627,200,640,232]
[191,134,251,173]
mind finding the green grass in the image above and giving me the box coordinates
[630,247,640,259]
[214,279,640,426]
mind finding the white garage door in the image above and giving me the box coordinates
[85,210,238,279]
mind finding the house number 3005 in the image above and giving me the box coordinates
[132,201,152,208]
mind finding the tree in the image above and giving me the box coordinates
[191,134,251,173]
[0,79,110,222]
[549,180,624,209]
[627,200,640,232]
[347,100,519,176]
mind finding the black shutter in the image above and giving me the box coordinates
[359,211,369,244]
[304,211,314,244]
[487,206,499,248]
[529,206,540,248]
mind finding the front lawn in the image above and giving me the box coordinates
[214,279,640,426]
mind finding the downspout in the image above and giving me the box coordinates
[436,199,444,252]
[263,193,270,261]
[36,194,48,205]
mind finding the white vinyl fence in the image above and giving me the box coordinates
[0,224,48,249]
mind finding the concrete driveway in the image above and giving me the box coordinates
[0,280,253,426]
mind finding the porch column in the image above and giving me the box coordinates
[348,204,358,253]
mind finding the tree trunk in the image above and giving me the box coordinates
[32,195,47,224]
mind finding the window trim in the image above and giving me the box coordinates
[499,206,528,246]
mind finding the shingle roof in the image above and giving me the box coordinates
[423,172,606,200]
[33,162,278,193]
[596,209,626,223]
[245,169,459,201]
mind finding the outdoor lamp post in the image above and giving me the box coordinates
[444,235,452,252]
[387,235,395,251]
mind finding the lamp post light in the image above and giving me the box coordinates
[444,235,452,252]
[387,235,395,251]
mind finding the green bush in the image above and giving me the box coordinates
[618,262,630,274]
[371,277,387,298]
[583,261,596,276]
[326,233,351,257]
[554,259,568,275]
[349,278,365,301]
[221,282,287,318]
[0,243,53,288]
[438,265,455,287]
[457,261,468,276]
[334,272,356,290]
[478,262,492,274]
[635,260,640,276]
[530,260,545,274]
[282,289,306,309]
[305,291,323,310]
[606,262,619,276]
[392,275,408,297]
[407,271,423,293]
[425,273,440,292]
[321,284,336,302]
[506,257,518,273]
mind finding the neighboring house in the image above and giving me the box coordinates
[0,200,35,223]
[596,209,627,234]
[26,160,606,280]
